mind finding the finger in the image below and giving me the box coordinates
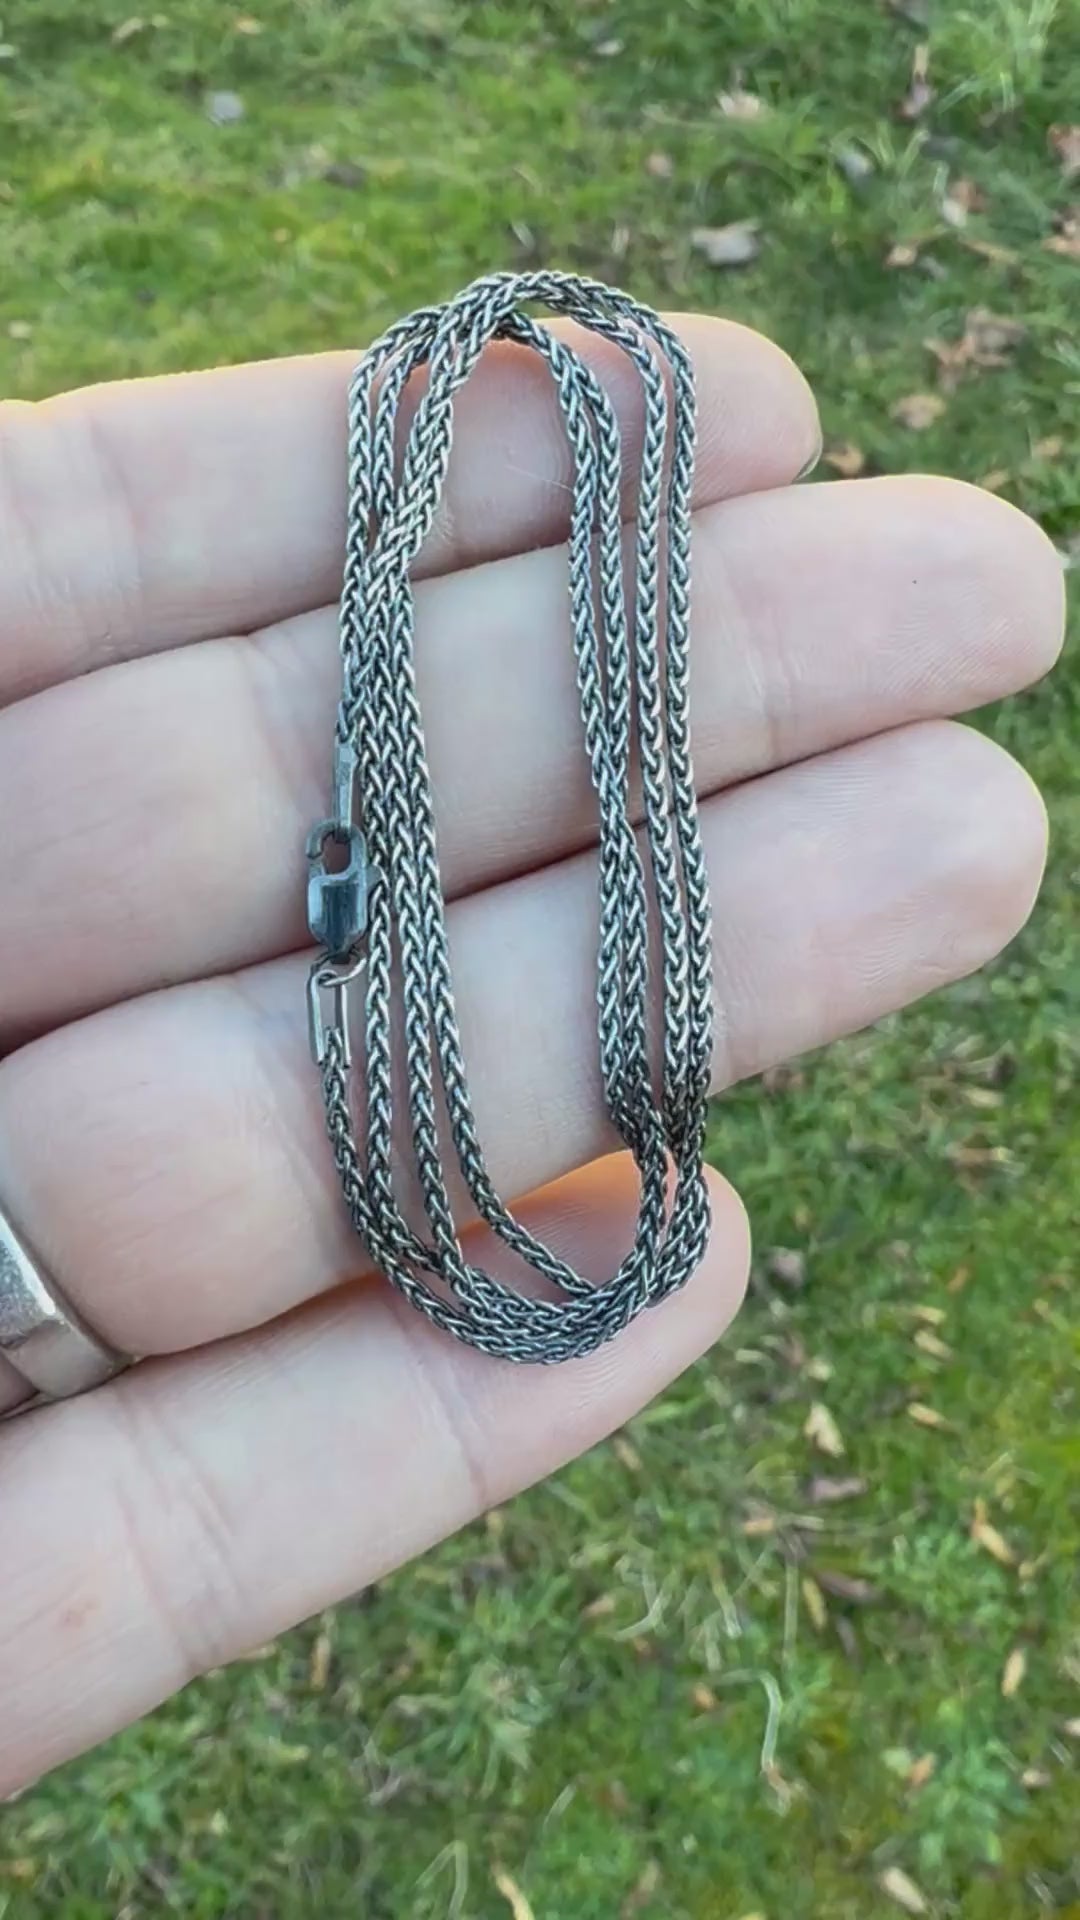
[0,478,1062,1040]
[0,316,818,704]
[0,720,1045,1403]
[0,1154,748,1793]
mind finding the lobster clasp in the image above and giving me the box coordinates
[306,819,369,957]
[306,736,369,957]
[306,736,370,1063]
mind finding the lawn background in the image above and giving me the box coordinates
[1,1,1078,1914]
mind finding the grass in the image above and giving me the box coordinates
[1,0,1078,1913]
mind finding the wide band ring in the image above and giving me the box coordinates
[0,1203,128,1413]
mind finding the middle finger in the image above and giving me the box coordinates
[0,476,1060,1043]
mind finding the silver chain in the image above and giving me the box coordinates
[305,269,713,1363]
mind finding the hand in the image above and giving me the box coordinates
[0,316,1063,1792]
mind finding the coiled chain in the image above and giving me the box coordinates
[306,269,713,1363]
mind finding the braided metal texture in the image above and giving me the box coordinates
[309,269,714,1363]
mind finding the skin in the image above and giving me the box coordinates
[0,314,1065,1795]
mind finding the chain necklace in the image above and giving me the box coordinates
[305,269,713,1363]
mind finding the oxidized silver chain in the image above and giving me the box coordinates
[305,269,713,1363]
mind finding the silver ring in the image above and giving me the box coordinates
[0,1203,128,1413]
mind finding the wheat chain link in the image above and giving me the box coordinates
[305,269,714,1363]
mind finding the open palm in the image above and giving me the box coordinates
[0,313,1063,1793]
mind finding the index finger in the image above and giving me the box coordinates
[0,314,819,703]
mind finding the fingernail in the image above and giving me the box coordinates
[797,430,824,481]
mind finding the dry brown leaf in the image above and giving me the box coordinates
[879,1865,928,1914]
[1044,229,1080,260]
[1022,1767,1051,1789]
[891,392,946,431]
[1002,1647,1027,1698]
[907,1752,937,1790]
[718,89,767,120]
[960,234,1020,266]
[7,319,31,340]
[111,16,146,43]
[802,1574,828,1630]
[965,307,1028,361]
[923,336,973,387]
[942,176,985,227]
[1047,209,1079,247]
[886,240,920,269]
[979,469,1011,493]
[613,1436,642,1472]
[975,1522,1015,1566]
[582,1592,617,1620]
[234,13,263,31]
[804,1401,845,1458]
[914,1328,953,1360]
[691,220,761,268]
[965,1087,1004,1112]
[1063,1718,1080,1738]
[925,308,1027,392]
[742,1511,778,1538]
[946,1141,1011,1169]
[971,1501,1016,1567]
[645,150,674,179]
[913,1304,947,1326]
[908,1402,950,1429]
[807,1474,868,1504]
[1033,435,1064,461]
[1049,124,1080,179]
[493,1867,536,1920]
[763,1760,799,1809]
[898,44,933,121]
[815,1568,883,1606]
[691,1683,718,1711]
[947,1264,970,1293]
[824,442,866,478]
[622,1860,662,1916]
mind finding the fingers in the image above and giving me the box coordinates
[0,316,818,704]
[0,720,1046,1398]
[0,478,1063,1040]
[0,1154,749,1794]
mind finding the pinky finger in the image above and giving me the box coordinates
[0,1154,749,1794]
